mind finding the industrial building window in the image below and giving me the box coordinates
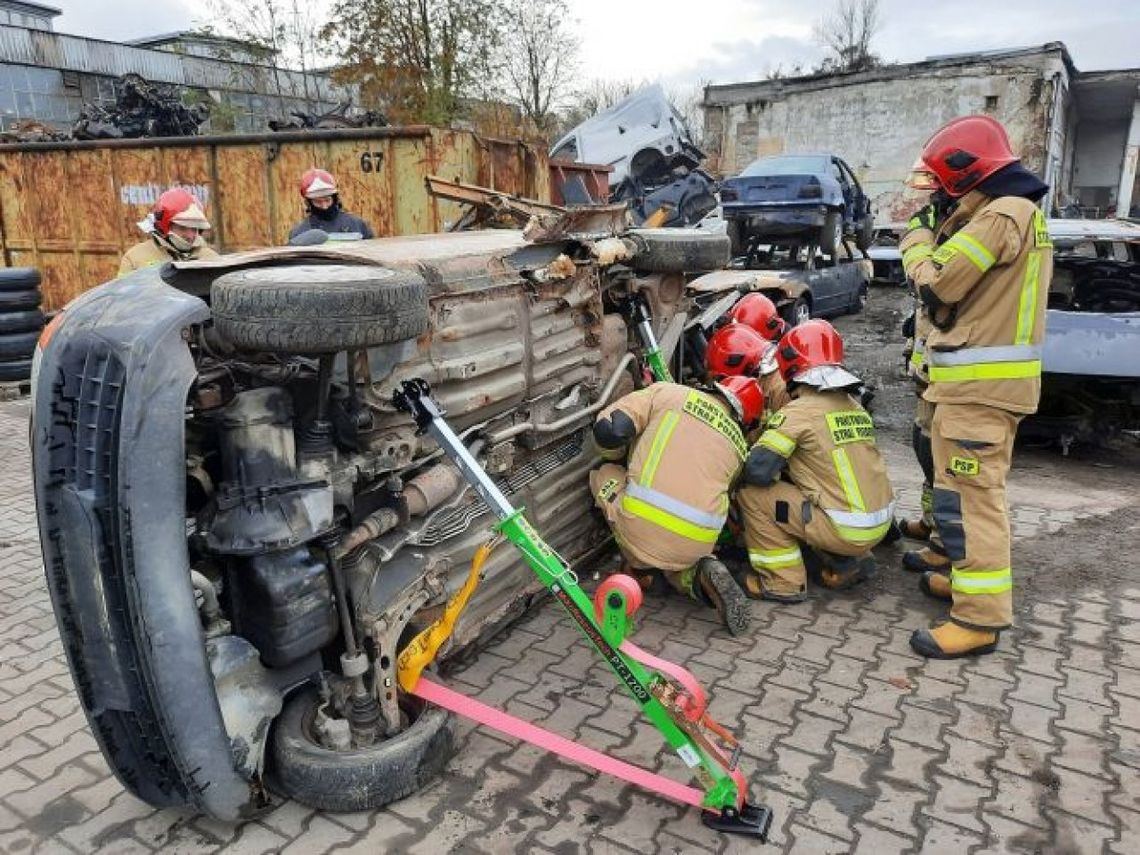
[985,95,999,111]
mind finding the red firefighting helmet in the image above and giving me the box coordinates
[776,319,845,383]
[729,293,786,342]
[706,324,768,379]
[920,115,1018,198]
[152,188,210,235]
[300,168,338,199]
[713,375,765,430]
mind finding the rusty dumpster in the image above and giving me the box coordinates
[0,127,605,311]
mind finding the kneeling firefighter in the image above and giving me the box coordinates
[898,115,1052,659]
[735,320,895,602]
[589,378,764,636]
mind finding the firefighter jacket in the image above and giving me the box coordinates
[288,209,375,242]
[595,382,746,566]
[746,387,895,546]
[899,190,1053,414]
[118,236,218,276]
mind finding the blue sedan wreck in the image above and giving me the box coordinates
[720,154,875,259]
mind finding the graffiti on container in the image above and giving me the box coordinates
[119,183,211,208]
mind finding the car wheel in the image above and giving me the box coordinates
[782,296,811,327]
[268,687,455,812]
[0,329,40,359]
[211,265,430,354]
[855,215,875,251]
[0,356,32,381]
[0,309,45,334]
[626,229,730,274]
[819,211,842,258]
[0,267,40,291]
[0,289,41,311]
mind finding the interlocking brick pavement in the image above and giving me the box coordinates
[3,382,1140,855]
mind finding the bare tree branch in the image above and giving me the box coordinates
[813,0,882,73]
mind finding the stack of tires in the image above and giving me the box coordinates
[0,268,44,383]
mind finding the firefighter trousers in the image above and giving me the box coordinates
[736,481,869,595]
[913,395,936,531]
[930,402,1020,630]
[589,463,700,595]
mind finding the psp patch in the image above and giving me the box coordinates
[950,456,980,477]
[598,478,620,502]
[825,410,875,445]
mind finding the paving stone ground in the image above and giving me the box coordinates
[3,373,1140,853]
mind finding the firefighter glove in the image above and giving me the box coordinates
[742,446,786,487]
[907,204,938,234]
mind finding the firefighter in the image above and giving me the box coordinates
[589,376,764,636]
[735,320,895,602]
[899,115,1053,659]
[288,168,375,242]
[707,295,791,414]
[118,188,218,275]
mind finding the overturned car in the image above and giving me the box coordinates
[31,222,730,819]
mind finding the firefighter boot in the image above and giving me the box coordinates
[919,571,952,601]
[694,557,752,636]
[897,516,932,541]
[902,546,950,574]
[910,623,999,659]
[818,553,877,591]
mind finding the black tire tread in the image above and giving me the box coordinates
[211,266,429,354]
[628,228,730,274]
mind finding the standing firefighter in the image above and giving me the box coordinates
[735,320,895,601]
[118,188,218,275]
[288,168,375,242]
[899,115,1052,659]
[590,378,763,635]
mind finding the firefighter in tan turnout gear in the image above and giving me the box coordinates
[899,115,1053,659]
[590,377,764,636]
[736,320,895,602]
[118,188,218,275]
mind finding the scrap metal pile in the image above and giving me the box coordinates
[268,102,388,132]
[72,74,209,140]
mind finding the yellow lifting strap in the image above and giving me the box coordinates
[397,538,496,693]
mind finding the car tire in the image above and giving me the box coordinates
[268,687,455,812]
[0,357,32,381]
[0,309,45,334]
[782,296,811,327]
[211,264,430,354]
[851,284,869,314]
[627,228,730,274]
[0,289,41,311]
[855,215,875,251]
[0,330,39,359]
[819,211,843,258]
[0,267,40,291]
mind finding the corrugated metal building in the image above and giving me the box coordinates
[703,43,1140,222]
[0,4,349,133]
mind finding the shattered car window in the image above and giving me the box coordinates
[741,155,830,177]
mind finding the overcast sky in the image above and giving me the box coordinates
[47,0,1140,87]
